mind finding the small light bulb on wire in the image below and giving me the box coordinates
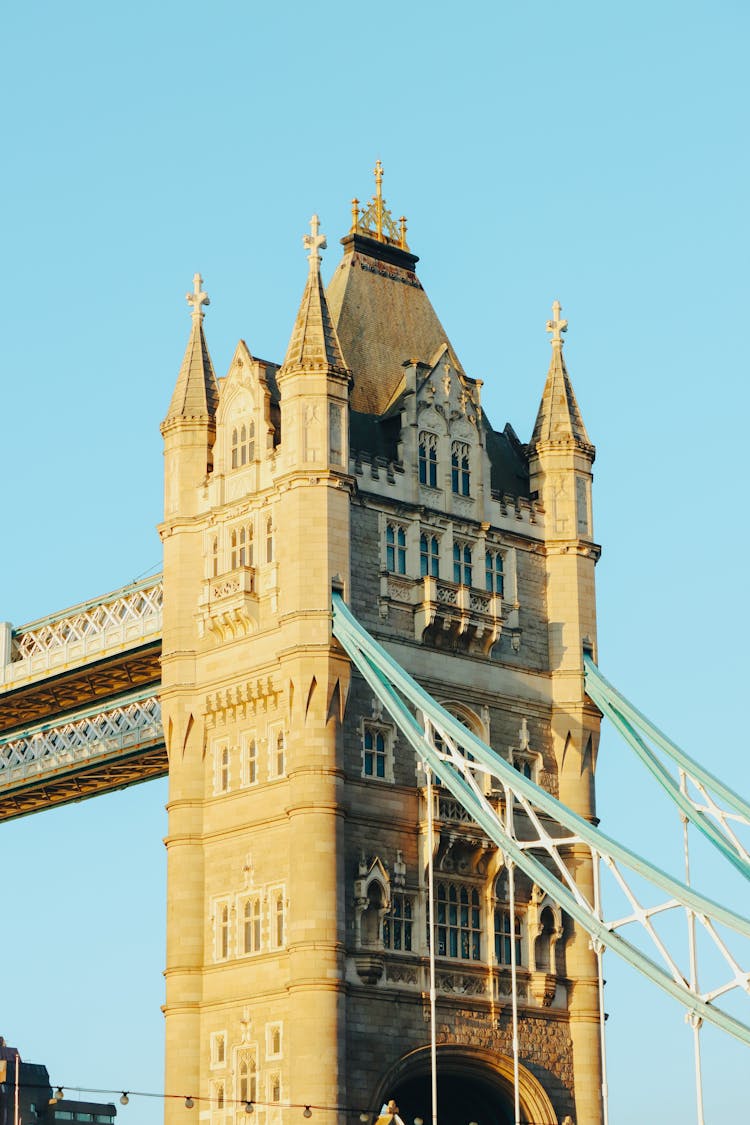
[303,1108,313,1119]
[245,1102,254,1115]
[55,1088,64,1102]
[360,1115,369,1123]
[185,1096,195,1109]
[120,1093,129,1106]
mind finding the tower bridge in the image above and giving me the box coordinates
[1,167,747,1125]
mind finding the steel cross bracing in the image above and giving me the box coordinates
[584,655,750,877]
[1,575,163,688]
[331,593,750,1046]
[0,688,163,792]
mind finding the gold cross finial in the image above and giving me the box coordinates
[374,159,384,239]
[303,213,327,272]
[186,273,209,320]
[546,299,568,346]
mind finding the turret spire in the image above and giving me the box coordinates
[530,301,593,454]
[281,216,348,375]
[162,272,219,426]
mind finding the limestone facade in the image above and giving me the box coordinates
[159,181,603,1125]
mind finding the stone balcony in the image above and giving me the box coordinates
[380,574,502,654]
[418,786,500,878]
[196,566,258,641]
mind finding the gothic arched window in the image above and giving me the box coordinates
[386,523,407,574]
[485,550,504,596]
[420,533,440,578]
[231,420,255,469]
[418,431,438,487]
[494,870,523,966]
[434,882,481,961]
[453,542,472,586]
[451,441,470,496]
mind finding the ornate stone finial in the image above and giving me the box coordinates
[186,272,209,320]
[546,300,568,346]
[350,197,360,233]
[303,213,327,272]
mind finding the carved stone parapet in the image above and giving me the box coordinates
[385,961,419,987]
[418,788,497,875]
[494,969,529,1003]
[435,969,487,996]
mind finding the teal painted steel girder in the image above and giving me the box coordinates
[585,672,750,879]
[585,654,750,821]
[331,594,750,1047]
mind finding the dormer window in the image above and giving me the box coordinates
[231,422,255,469]
[451,441,470,496]
[419,431,438,488]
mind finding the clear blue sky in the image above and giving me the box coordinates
[2,2,748,1122]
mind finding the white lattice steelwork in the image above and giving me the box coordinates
[0,575,163,688]
[332,593,750,1047]
[0,689,163,791]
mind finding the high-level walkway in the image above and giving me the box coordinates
[0,575,165,820]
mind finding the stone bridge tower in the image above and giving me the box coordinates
[159,170,603,1125]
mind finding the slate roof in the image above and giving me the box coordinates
[326,233,459,415]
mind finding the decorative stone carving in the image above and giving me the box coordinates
[353,856,390,983]
[529,971,557,1007]
[204,676,282,725]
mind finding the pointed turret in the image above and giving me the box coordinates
[529,301,593,455]
[528,303,603,1125]
[163,273,220,425]
[161,273,219,518]
[281,215,348,376]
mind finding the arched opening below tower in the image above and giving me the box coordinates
[389,1070,515,1125]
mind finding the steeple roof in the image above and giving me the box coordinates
[529,302,594,454]
[326,165,458,415]
[164,273,220,424]
[281,215,348,376]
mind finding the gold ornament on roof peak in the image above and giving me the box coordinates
[546,300,568,346]
[350,161,410,250]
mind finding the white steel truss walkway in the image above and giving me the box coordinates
[331,593,750,1047]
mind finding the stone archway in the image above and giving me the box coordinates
[375,1045,559,1125]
